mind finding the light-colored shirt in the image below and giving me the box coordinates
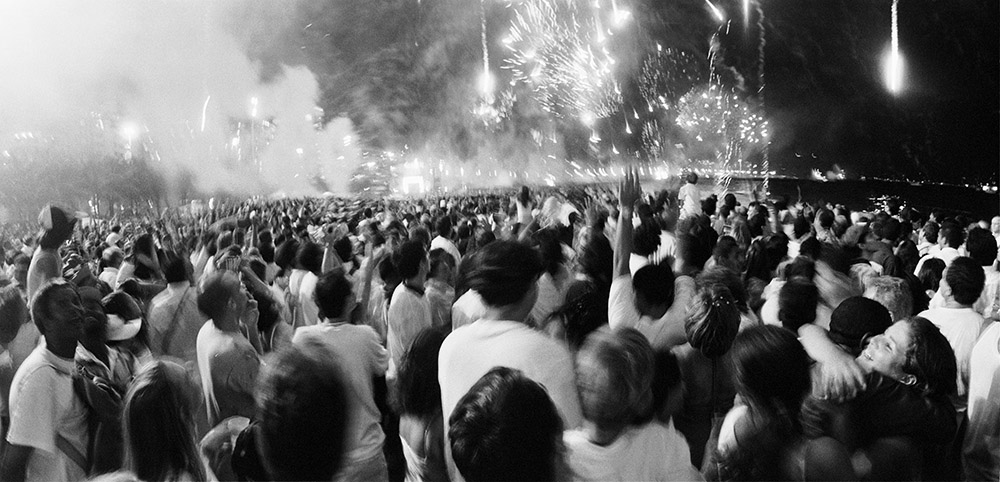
[451,290,486,331]
[430,236,462,268]
[293,322,388,464]
[963,321,1000,480]
[26,247,61,304]
[148,282,204,365]
[563,421,702,482]
[296,271,320,328]
[608,274,695,350]
[7,344,89,482]
[387,283,433,377]
[196,322,260,427]
[918,306,987,398]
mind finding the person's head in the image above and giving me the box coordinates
[11,253,29,288]
[632,263,675,316]
[333,236,354,265]
[124,360,205,482]
[532,228,566,276]
[576,328,655,434]
[449,367,563,482]
[314,270,355,321]
[743,239,771,282]
[102,290,144,343]
[917,257,946,296]
[828,296,892,356]
[436,216,453,239]
[0,285,27,345]
[464,240,544,311]
[31,279,84,350]
[685,172,698,185]
[730,325,811,418]
[273,238,300,271]
[921,221,939,245]
[295,241,324,275]
[858,317,957,397]
[696,266,750,313]
[102,247,125,270]
[777,278,819,332]
[939,221,965,249]
[965,227,998,266]
[941,256,986,306]
[685,283,740,358]
[197,271,247,327]
[577,233,613,289]
[863,276,913,322]
[162,252,189,284]
[816,209,834,230]
[712,236,745,273]
[428,248,456,285]
[881,218,901,245]
[393,239,429,281]
[256,341,349,481]
[397,326,447,417]
[37,205,77,249]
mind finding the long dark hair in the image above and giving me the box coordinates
[396,327,448,417]
[124,360,206,482]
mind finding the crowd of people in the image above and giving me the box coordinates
[0,170,997,481]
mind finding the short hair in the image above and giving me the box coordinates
[917,258,946,294]
[333,237,353,264]
[314,271,353,320]
[295,242,324,274]
[712,236,743,272]
[576,328,655,430]
[162,252,189,284]
[817,209,834,229]
[685,172,698,184]
[449,367,562,482]
[393,240,427,280]
[632,263,675,307]
[197,271,240,324]
[464,241,543,307]
[965,227,998,266]
[436,216,453,238]
[256,342,348,481]
[792,216,811,239]
[102,247,125,267]
[778,278,819,332]
[428,248,456,278]
[881,218,901,243]
[273,238,300,271]
[922,221,939,244]
[864,276,913,321]
[396,326,447,417]
[945,257,985,305]
[939,221,965,249]
[632,221,662,257]
[31,279,77,335]
[0,285,27,345]
[901,317,957,397]
[685,284,741,358]
[577,234,613,289]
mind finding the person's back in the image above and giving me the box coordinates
[148,255,204,365]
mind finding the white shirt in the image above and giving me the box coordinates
[7,344,89,482]
[608,274,695,350]
[679,183,700,218]
[563,421,702,482]
[451,290,487,331]
[296,271,320,328]
[148,282,204,365]
[963,321,1000,480]
[387,283,432,377]
[439,319,583,482]
[98,267,118,287]
[530,270,569,325]
[430,236,462,267]
[919,306,987,397]
[293,322,388,463]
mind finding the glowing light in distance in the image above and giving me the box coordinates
[705,0,725,22]
[581,112,596,126]
[250,97,259,118]
[478,71,495,95]
[120,122,140,141]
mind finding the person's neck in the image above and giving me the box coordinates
[644,304,669,319]
[168,280,190,290]
[322,316,349,325]
[481,304,530,323]
[583,420,625,446]
[942,299,973,310]
[215,314,241,333]
[405,276,426,294]
[46,338,77,359]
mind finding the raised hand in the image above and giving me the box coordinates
[618,169,641,212]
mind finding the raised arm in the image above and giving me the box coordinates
[613,169,641,278]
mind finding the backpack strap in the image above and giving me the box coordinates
[159,287,191,354]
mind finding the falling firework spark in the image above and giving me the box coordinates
[884,0,903,94]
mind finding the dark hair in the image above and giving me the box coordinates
[31,280,78,334]
[397,327,447,417]
[449,367,562,482]
[966,227,998,266]
[917,258,946,294]
[296,242,324,275]
[532,228,565,277]
[314,271,353,320]
[393,240,427,280]
[0,285,27,345]
[902,317,958,397]
[939,221,965,249]
[124,361,206,482]
[778,278,819,332]
[256,342,349,481]
[429,248,456,279]
[464,241,544,307]
[686,172,698,184]
[817,209,834,229]
[732,325,811,412]
[274,238,300,271]
[578,234,613,293]
[922,221,939,244]
[792,216,811,239]
[576,328,655,430]
[436,216,453,238]
[685,284,740,358]
[197,271,240,323]
[333,236,354,265]
[632,263,675,307]
[162,252,189,284]
[945,256,986,305]
[743,239,771,283]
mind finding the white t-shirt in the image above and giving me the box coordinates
[7,344,89,482]
[531,270,569,325]
[608,274,695,350]
[296,271,321,328]
[387,284,433,377]
[563,421,703,482]
[679,183,700,218]
[293,322,388,463]
[963,321,1000,480]
[439,319,583,482]
[918,306,987,397]
[196,322,260,427]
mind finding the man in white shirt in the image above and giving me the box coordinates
[914,220,965,275]
[148,255,205,366]
[293,270,389,481]
[196,271,263,428]
[439,240,583,482]
[387,240,432,377]
[2,280,88,482]
[294,242,325,329]
[430,216,463,267]
[98,247,123,287]
[919,257,987,401]
[609,170,691,349]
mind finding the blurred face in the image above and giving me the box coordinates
[44,286,85,345]
[992,216,1000,235]
[858,321,914,380]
